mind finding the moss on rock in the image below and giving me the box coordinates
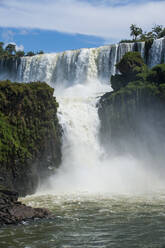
[0,80,62,196]
[99,52,165,157]
[112,52,147,91]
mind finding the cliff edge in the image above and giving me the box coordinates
[0,80,62,196]
[98,52,165,159]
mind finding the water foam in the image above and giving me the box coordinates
[38,80,165,196]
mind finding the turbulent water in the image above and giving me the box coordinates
[1,38,165,247]
[1,193,165,248]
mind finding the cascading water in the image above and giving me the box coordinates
[47,81,111,193]
[37,77,164,195]
[148,37,165,67]
[17,44,120,85]
[0,39,165,194]
[0,38,165,84]
[36,40,165,195]
[1,39,165,248]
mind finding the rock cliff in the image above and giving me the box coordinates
[0,80,62,196]
[98,53,165,159]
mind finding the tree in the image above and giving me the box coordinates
[146,32,155,40]
[152,25,163,38]
[26,51,35,56]
[111,52,147,91]
[37,50,44,55]
[147,64,165,86]
[16,51,25,57]
[116,52,145,77]
[130,24,142,41]
[5,44,16,56]
[158,28,165,38]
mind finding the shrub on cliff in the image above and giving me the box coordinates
[147,64,165,86]
[116,52,145,76]
[111,75,127,91]
[111,52,147,91]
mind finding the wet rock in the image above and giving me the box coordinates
[0,80,62,196]
[0,185,52,226]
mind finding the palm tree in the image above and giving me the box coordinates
[152,25,163,38]
[130,24,142,41]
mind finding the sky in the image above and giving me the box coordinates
[0,0,165,53]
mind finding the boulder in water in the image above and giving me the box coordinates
[0,185,52,226]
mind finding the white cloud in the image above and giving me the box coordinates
[15,43,24,51]
[0,0,165,41]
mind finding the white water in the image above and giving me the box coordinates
[17,44,120,85]
[1,38,165,84]
[148,37,165,67]
[33,39,165,195]
[38,78,165,196]
[1,38,165,195]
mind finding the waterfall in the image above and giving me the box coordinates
[0,38,165,85]
[36,78,164,195]
[49,81,110,193]
[0,38,165,194]
[17,45,120,85]
[148,38,165,67]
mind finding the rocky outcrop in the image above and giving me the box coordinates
[98,55,165,158]
[0,80,62,196]
[98,83,165,156]
[0,185,52,226]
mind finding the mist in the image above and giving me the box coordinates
[37,79,165,196]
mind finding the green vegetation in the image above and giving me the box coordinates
[0,80,61,195]
[119,25,165,64]
[120,24,165,43]
[111,51,165,92]
[116,52,146,76]
[99,52,165,157]
[0,42,44,59]
[130,24,142,41]
[147,64,165,86]
[111,52,148,91]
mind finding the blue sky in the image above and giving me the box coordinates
[0,27,105,53]
[0,0,165,53]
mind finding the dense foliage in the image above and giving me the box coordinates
[99,52,165,158]
[0,81,61,195]
[120,24,165,43]
[111,52,165,92]
[0,42,44,59]
[111,52,147,91]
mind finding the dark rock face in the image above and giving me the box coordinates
[0,80,62,196]
[98,51,165,159]
[98,84,165,158]
[0,185,52,226]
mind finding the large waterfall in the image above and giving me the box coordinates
[1,37,164,85]
[37,79,164,195]
[1,38,165,248]
[1,38,165,194]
